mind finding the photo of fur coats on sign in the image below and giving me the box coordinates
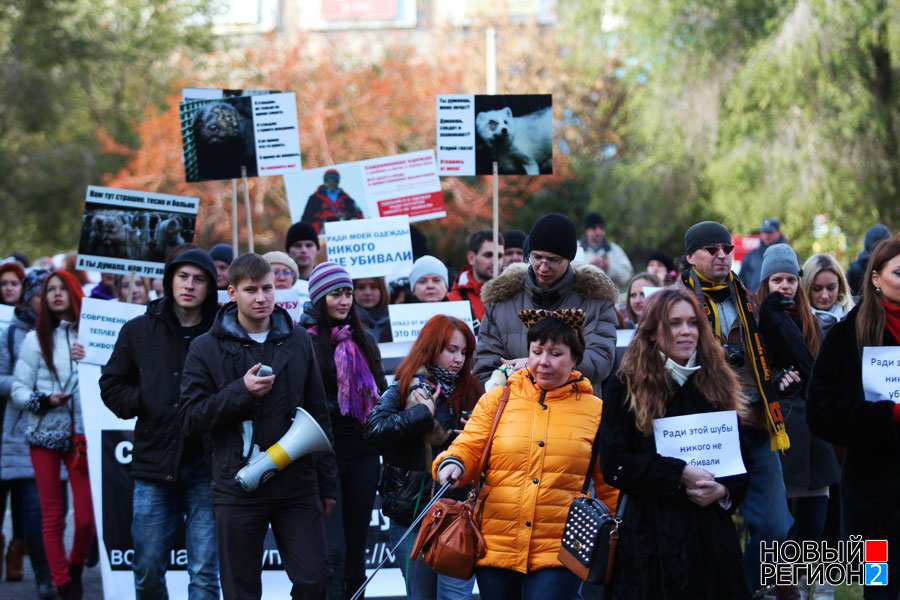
[78,204,196,263]
[474,94,552,175]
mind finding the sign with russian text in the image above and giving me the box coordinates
[217,289,302,324]
[653,410,745,477]
[76,186,200,278]
[0,304,13,328]
[862,347,900,402]
[436,94,552,176]
[79,299,147,366]
[180,92,301,182]
[388,301,474,341]
[284,150,444,233]
[323,216,414,279]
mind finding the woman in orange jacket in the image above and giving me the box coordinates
[435,308,618,599]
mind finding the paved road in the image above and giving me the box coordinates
[0,508,103,599]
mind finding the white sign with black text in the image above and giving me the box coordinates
[79,299,147,366]
[653,410,745,477]
[388,302,474,341]
[324,216,413,280]
[862,346,900,402]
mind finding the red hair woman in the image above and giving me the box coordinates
[365,315,482,599]
[11,271,93,600]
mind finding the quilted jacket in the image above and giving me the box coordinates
[434,368,619,574]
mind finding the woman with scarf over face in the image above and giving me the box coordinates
[808,237,900,600]
[11,271,93,600]
[365,315,482,600]
[300,262,388,600]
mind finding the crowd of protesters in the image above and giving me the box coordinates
[0,211,897,600]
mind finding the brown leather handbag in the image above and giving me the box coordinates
[408,386,510,580]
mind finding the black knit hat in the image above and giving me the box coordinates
[208,243,234,265]
[684,221,732,255]
[164,248,217,299]
[502,229,526,250]
[285,221,320,251]
[584,212,605,229]
[647,250,675,273]
[528,214,577,261]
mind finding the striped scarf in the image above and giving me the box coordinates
[682,268,790,451]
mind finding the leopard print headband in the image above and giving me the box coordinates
[518,308,586,332]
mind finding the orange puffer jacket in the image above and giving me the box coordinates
[433,368,619,574]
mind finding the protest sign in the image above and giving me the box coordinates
[217,289,302,323]
[862,347,900,402]
[0,304,13,328]
[324,216,414,279]
[181,88,277,101]
[293,278,310,307]
[388,301,474,341]
[79,299,147,366]
[180,92,301,182]
[284,150,445,233]
[76,186,199,278]
[436,94,552,176]
[653,410,745,477]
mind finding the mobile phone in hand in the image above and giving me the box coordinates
[257,365,273,377]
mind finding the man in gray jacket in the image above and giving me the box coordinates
[474,213,618,395]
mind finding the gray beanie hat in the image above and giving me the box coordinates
[409,255,448,290]
[22,268,51,304]
[760,243,800,283]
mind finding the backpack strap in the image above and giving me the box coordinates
[6,324,17,362]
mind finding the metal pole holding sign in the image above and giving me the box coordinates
[241,166,254,253]
[231,179,239,258]
[487,27,499,277]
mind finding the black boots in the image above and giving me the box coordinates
[56,563,84,600]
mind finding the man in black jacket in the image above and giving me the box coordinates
[100,248,221,599]
[178,253,337,600]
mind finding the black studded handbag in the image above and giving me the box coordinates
[557,427,627,585]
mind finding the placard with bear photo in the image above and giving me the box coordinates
[437,94,552,176]
[180,92,302,182]
[75,186,199,278]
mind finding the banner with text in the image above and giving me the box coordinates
[324,216,414,279]
[388,301,474,341]
[862,347,900,402]
[76,186,199,278]
[217,289,303,323]
[653,410,745,477]
[437,94,552,176]
[79,299,147,366]
[285,150,444,234]
[180,92,301,182]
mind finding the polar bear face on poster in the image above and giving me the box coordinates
[475,106,552,175]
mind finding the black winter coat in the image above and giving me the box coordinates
[100,297,215,482]
[758,292,839,490]
[807,306,900,581]
[306,325,387,460]
[178,303,337,505]
[599,373,749,600]
[365,381,468,527]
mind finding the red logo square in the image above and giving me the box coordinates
[866,540,888,563]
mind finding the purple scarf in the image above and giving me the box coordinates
[329,325,379,422]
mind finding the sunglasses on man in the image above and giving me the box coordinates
[702,244,735,255]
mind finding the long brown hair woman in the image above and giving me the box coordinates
[808,236,900,600]
[599,287,750,599]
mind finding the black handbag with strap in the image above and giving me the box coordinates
[557,426,627,585]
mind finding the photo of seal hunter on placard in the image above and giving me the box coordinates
[474,94,552,175]
[180,96,257,182]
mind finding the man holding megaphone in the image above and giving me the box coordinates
[179,253,337,600]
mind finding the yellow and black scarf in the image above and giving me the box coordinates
[682,269,790,451]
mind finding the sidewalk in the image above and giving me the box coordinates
[0,508,103,599]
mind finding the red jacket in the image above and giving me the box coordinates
[447,266,486,320]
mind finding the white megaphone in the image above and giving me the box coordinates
[235,407,333,492]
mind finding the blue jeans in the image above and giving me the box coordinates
[131,457,219,600]
[739,428,793,594]
[476,566,581,600]
[388,522,475,600]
